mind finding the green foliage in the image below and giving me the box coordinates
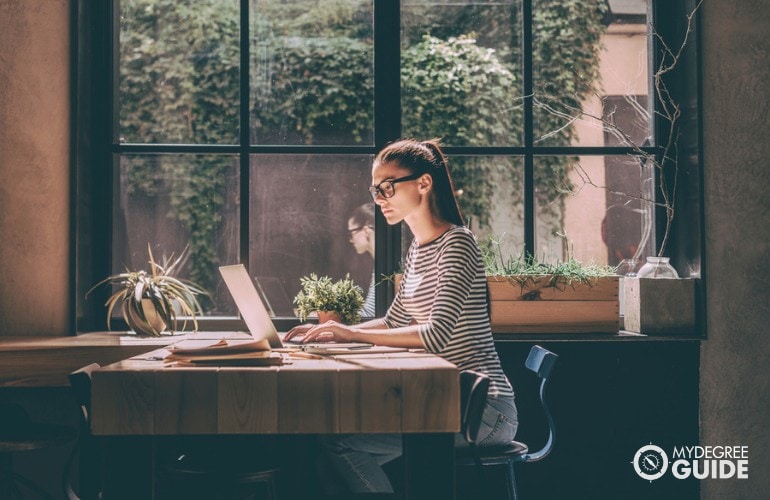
[118,0,609,287]
[402,35,519,226]
[252,35,373,144]
[293,273,364,325]
[88,245,208,336]
[481,236,617,287]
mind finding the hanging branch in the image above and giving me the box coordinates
[533,0,702,258]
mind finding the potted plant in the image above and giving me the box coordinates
[88,244,207,336]
[293,273,364,325]
[481,239,619,334]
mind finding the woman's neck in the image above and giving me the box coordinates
[406,213,454,246]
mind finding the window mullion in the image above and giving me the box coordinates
[522,0,535,258]
[239,0,251,266]
[374,0,401,314]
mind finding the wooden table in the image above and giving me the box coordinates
[91,349,460,499]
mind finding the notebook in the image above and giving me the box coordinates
[219,264,407,355]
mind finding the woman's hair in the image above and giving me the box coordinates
[374,139,465,226]
[349,203,375,228]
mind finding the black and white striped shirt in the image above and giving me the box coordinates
[384,226,514,398]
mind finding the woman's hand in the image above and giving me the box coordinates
[301,321,358,343]
[284,323,314,341]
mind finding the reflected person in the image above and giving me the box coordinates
[347,203,375,317]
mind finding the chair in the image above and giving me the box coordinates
[457,345,559,500]
[0,402,77,499]
[66,363,102,500]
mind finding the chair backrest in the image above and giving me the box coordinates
[68,363,100,427]
[459,370,490,445]
[521,345,558,462]
[66,363,101,500]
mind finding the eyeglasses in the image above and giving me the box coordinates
[368,173,422,201]
[347,225,371,238]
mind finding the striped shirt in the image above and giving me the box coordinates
[384,226,514,398]
[362,272,376,317]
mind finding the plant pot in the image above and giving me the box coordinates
[488,275,620,334]
[125,298,168,336]
[317,311,343,324]
[623,277,696,334]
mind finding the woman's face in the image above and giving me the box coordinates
[347,217,369,254]
[370,161,424,225]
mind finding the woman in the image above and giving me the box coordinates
[286,139,517,495]
[347,203,376,317]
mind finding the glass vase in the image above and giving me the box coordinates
[637,256,679,279]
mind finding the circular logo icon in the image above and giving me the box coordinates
[633,444,669,481]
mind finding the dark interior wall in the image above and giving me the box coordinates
[700,1,770,498]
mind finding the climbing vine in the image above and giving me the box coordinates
[118,0,607,293]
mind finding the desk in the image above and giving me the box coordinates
[91,350,460,499]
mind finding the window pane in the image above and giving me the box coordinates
[533,0,651,147]
[249,0,374,145]
[249,155,374,316]
[535,155,655,265]
[119,0,240,144]
[114,154,240,315]
[400,156,525,265]
[401,1,522,146]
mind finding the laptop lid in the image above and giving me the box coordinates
[219,264,284,349]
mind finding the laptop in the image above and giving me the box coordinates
[219,264,289,349]
[219,264,407,355]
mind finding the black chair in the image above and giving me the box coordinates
[457,345,559,500]
[0,402,77,499]
[67,363,103,500]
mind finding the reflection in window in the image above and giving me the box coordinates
[248,155,373,316]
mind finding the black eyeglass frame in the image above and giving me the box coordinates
[368,173,423,201]
[346,225,373,237]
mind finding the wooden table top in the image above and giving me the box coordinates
[91,349,460,436]
[0,331,253,387]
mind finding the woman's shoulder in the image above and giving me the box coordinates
[439,225,481,249]
[443,225,477,242]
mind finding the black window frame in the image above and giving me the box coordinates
[74,0,703,334]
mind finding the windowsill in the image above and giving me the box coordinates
[492,330,703,342]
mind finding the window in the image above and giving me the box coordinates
[75,0,701,331]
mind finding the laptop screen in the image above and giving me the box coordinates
[219,264,284,349]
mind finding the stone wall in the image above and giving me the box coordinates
[700,0,770,497]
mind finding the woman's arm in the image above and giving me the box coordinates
[301,321,426,349]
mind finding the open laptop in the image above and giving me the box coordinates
[219,264,406,354]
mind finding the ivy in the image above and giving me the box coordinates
[119,0,607,294]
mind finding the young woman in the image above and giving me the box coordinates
[286,139,517,494]
[347,203,376,317]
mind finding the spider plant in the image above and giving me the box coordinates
[88,244,208,336]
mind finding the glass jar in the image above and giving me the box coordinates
[637,256,679,279]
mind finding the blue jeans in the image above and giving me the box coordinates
[323,395,518,493]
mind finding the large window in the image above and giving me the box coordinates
[76,0,701,331]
